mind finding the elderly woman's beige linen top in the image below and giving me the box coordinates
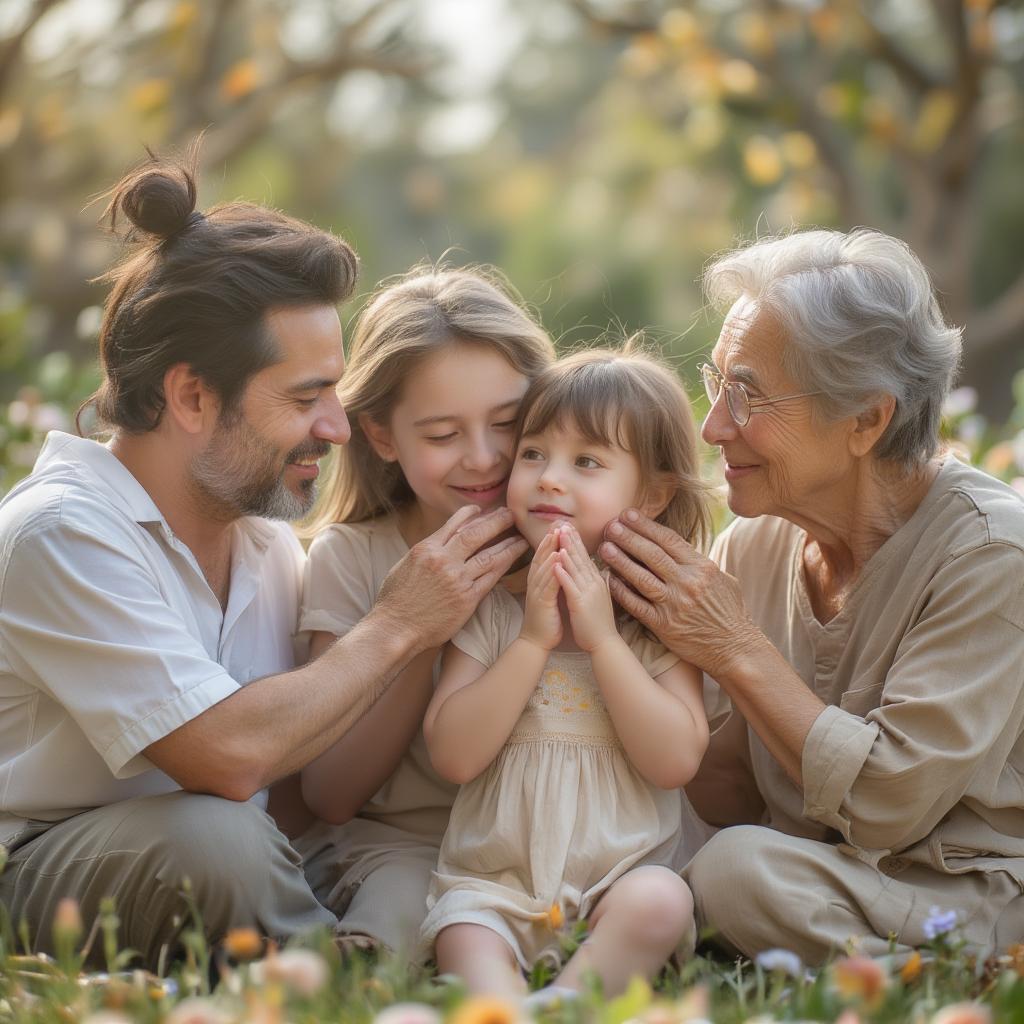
[712,456,1024,886]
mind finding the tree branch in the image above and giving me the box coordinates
[0,0,63,100]
[967,267,1024,358]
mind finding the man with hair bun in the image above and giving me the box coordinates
[0,145,527,965]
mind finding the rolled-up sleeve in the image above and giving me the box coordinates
[801,542,1024,852]
[0,521,239,777]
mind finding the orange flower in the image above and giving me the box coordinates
[447,996,522,1024]
[899,950,923,984]
[831,955,888,1009]
[546,902,565,929]
[1007,943,1024,976]
[223,927,263,960]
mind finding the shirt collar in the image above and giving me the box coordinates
[34,431,278,552]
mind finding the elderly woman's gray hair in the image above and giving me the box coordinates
[703,228,962,469]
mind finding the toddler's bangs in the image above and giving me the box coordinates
[517,361,637,451]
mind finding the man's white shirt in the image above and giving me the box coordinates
[0,432,305,845]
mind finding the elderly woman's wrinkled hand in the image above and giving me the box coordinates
[600,509,764,679]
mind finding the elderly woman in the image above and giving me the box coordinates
[601,228,1024,963]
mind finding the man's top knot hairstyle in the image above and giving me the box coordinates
[80,138,359,435]
[107,148,200,241]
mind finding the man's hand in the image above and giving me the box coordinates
[599,509,764,678]
[373,505,528,654]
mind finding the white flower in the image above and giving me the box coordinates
[252,948,329,997]
[923,906,958,941]
[955,414,986,447]
[373,1003,443,1024]
[942,387,978,419]
[754,948,803,978]
[81,1014,135,1024]
[164,997,232,1024]
[1012,430,1024,472]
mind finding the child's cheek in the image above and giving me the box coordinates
[505,468,530,532]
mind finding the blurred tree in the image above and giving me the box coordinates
[562,0,1024,412]
[0,0,432,406]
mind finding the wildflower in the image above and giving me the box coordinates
[53,896,83,942]
[223,927,263,960]
[930,1002,992,1024]
[373,1004,442,1024]
[755,948,803,978]
[253,949,329,998]
[164,997,232,1024]
[899,950,923,984]
[81,1014,134,1024]
[546,902,564,929]
[942,387,978,419]
[831,955,888,1009]
[448,995,523,1024]
[923,906,958,941]
[1007,943,1024,976]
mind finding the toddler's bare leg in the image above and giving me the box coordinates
[435,923,527,1001]
[555,866,694,996]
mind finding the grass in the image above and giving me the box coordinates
[2,894,1023,1024]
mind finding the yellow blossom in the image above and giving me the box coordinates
[1007,943,1024,976]
[742,136,783,186]
[547,902,564,929]
[899,950,923,984]
[221,60,262,101]
[223,926,263,960]
[130,78,170,115]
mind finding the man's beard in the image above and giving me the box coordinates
[190,414,329,522]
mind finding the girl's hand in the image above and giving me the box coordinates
[554,524,619,653]
[520,529,563,651]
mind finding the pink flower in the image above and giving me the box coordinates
[930,1003,991,1024]
[373,1004,442,1024]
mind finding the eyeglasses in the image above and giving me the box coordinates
[699,363,822,427]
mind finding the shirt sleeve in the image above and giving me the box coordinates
[0,521,240,778]
[298,525,376,638]
[801,541,1024,853]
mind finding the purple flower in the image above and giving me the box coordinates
[923,906,958,941]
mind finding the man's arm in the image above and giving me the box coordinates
[144,505,526,800]
[144,608,419,801]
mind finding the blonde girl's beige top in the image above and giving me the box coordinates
[299,513,458,840]
[421,586,693,968]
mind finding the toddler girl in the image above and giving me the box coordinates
[295,265,555,957]
[420,346,712,1001]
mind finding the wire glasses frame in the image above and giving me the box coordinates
[699,363,822,427]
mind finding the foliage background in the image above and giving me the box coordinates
[2,0,1024,493]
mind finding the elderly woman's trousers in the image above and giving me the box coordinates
[685,825,1023,964]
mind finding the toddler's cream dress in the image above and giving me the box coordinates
[419,586,697,970]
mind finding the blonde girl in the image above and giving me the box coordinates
[293,265,555,957]
[420,346,712,1002]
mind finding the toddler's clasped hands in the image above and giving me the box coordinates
[519,524,619,654]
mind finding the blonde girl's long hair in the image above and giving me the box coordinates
[515,341,712,551]
[306,264,555,531]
